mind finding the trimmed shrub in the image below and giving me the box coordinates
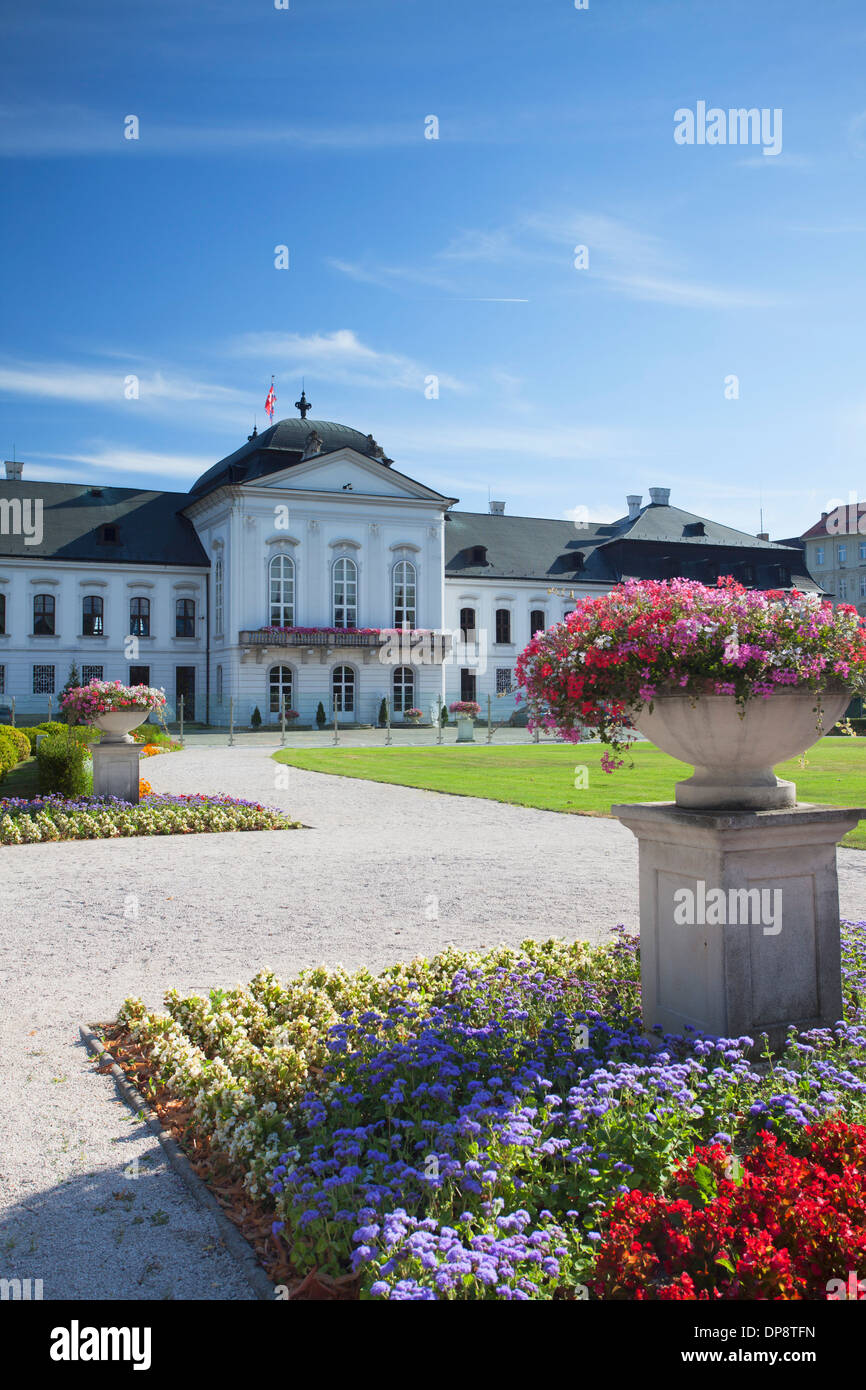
[251,706,262,729]
[36,732,90,798]
[3,727,31,760]
[378,697,388,728]
[0,730,19,781]
[315,701,326,728]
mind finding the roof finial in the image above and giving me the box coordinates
[295,387,311,420]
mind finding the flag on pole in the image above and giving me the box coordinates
[265,377,276,423]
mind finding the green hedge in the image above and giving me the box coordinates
[0,731,19,780]
[36,732,90,798]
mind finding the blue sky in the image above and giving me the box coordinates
[2,0,866,538]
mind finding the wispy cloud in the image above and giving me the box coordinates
[330,207,781,310]
[28,445,213,482]
[232,329,466,393]
[0,103,424,158]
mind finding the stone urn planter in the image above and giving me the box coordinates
[631,688,850,811]
[456,716,475,744]
[92,708,151,745]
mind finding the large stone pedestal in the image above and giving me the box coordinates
[91,742,141,804]
[612,802,863,1047]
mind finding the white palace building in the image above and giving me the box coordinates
[0,399,818,726]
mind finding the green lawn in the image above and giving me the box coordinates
[0,756,40,799]
[273,739,866,849]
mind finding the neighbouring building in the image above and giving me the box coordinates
[0,405,820,725]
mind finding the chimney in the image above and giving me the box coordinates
[4,460,23,481]
[648,487,670,506]
[489,500,505,515]
[626,494,642,520]
[757,532,769,542]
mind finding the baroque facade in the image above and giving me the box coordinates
[0,412,819,725]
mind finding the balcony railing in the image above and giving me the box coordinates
[238,627,453,653]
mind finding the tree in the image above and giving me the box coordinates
[316,701,326,728]
[251,706,262,729]
[59,662,81,722]
[378,697,388,727]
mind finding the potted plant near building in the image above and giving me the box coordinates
[61,678,166,744]
[403,707,423,725]
[450,700,481,744]
[516,577,866,810]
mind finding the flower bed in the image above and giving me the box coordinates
[516,577,866,767]
[109,919,866,1300]
[0,792,301,844]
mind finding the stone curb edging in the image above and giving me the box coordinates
[79,1024,276,1303]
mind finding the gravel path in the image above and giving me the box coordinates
[1,745,864,1300]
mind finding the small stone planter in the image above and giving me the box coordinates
[456,716,476,744]
[91,708,150,745]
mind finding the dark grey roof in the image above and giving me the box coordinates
[445,504,819,590]
[0,482,208,566]
[189,418,398,498]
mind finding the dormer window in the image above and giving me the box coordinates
[471,545,487,565]
[99,524,119,544]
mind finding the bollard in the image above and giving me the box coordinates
[280,697,286,747]
[333,708,339,746]
[10,696,14,728]
[385,697,392,747]
[179,695,185,747]
[47,694,52,722]
[487,695,492,744]
[228,696,234,748]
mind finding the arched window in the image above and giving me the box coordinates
[393,666,414,713]
[269,664,293,715]
[82,595,104,636]
[269,554,294,628]
[333,557,357,629]
[176,598,195,637]
[495,609,511,644]
[214,557,224,634]
[393,560,416,629]
[33,593,55,635]
[130,596,150,637]
[459,607,476,641]
[333,664,355,713]
[0,592,6,635]
[530,609,545,636]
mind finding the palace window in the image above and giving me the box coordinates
[0,665,5,695]
[496,668,513,695]
[459,607,476,641]
[393,560,416,629]
[216,664,223,700]
[269,554,294,629]
[815,546,825,566]
[82,595,104,636]
[495,609,511,644]
[33,664,54,695]
[332,664,355,713]
[176,598,196,638]
[530,609,545,635]
[130,596,150,637]
[0,593,5,635]
[129,666,150,687]
[33,593,55,635]
[860,575,866,599]
[333,558,357,630]
[393,665,415,713]
[82,665,103,684]
[860,542,866,562]
[839,578,848,600]
[269,664,293,715]
[839,544,847,564]
[460,668,477,703]
[214,556,224,634]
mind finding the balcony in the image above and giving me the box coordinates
[238,627,453,664]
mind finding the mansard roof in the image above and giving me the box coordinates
[445,503,817,590]
[0,481,207,566]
